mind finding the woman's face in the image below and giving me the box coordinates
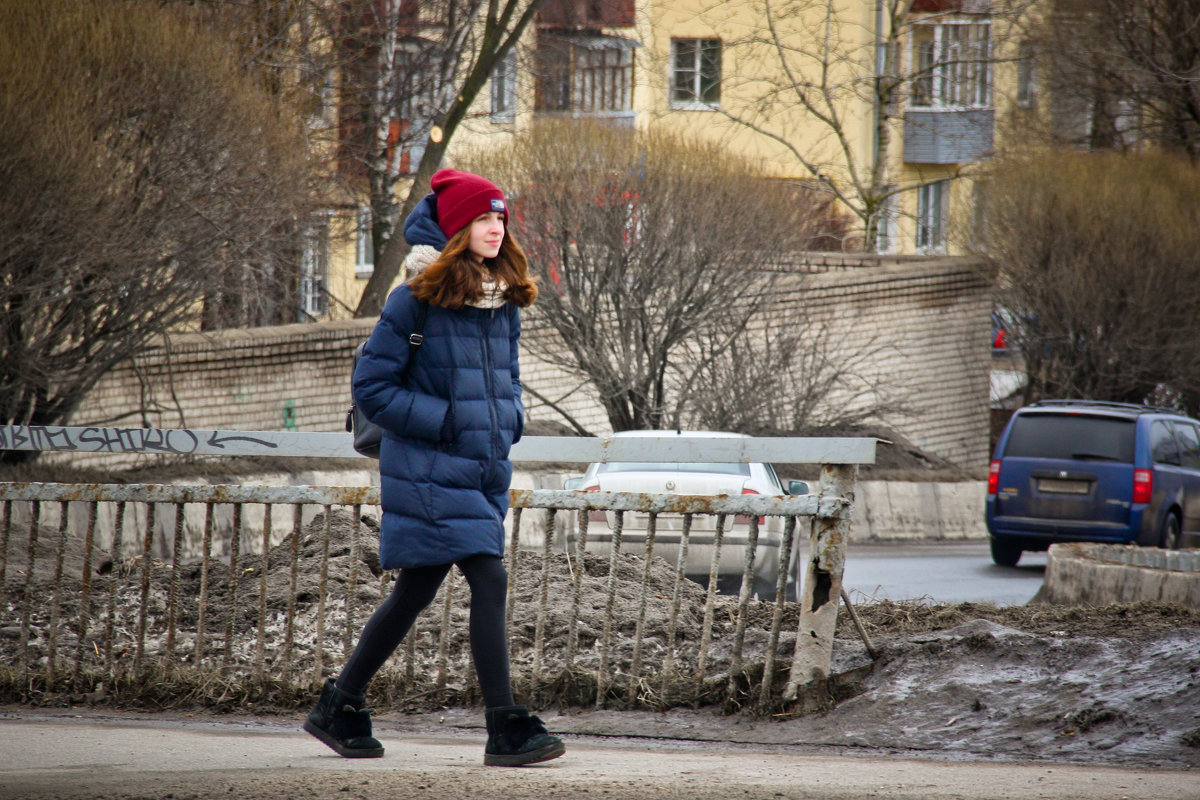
[467,211,505,262]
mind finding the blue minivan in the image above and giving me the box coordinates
[986,400,1200,566]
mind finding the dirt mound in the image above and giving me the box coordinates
[845,597,1199,638]
[774,423,979,481]
[791,617,1200,768]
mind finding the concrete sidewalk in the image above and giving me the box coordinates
[1,710,1196,800]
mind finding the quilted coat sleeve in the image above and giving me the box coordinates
[510,304,525,444]
[353,285,448,443]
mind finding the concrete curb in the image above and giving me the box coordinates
[1042,542,1200,607]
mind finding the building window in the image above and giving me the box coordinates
[490,49,517,122]
[337,43,432,178]
[534,35,636,114]
[911,21,991,109]
[355,207,374,279]
[916,180,948,253]
[1016,39,1035,108]
[670,38,721,108]
[875,189,899,254]
[302,64,335,130]
[300,218,329,320]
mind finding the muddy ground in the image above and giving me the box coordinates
[2,503,1199,772]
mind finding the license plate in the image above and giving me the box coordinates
[1037,478,1090,495]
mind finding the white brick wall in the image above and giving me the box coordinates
[52,256,991,471]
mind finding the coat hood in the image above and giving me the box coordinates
[403,193,448,250]
[402,193,446,276]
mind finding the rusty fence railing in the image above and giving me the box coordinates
[0,428,874,711]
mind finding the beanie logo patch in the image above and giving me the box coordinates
[490,198,506,212]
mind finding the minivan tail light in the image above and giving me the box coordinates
[1133,469,1153,504]
[987,460,1001,495]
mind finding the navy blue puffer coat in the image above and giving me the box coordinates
[353,283,525,570]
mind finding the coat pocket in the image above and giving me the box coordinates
[438,400,457,444]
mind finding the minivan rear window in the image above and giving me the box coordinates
[1003,413,1136,462]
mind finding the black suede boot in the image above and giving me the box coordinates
[303,678,384,758]
[483,705,565,766]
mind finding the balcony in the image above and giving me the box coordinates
[534,33,638,123]
[903,108,994,164]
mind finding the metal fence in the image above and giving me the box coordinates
[0,428,873,712]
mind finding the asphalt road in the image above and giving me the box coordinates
[3,710,1197,800]
[837,541,1048,605]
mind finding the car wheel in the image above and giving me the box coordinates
[990,537,1022,567]
[1159,511,1182,550]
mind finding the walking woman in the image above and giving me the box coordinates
[304,169,564,767]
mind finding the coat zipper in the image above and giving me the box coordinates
[482,308,500,477]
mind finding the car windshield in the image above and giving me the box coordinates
[1003,413,1136,462]
[597,462,751,476]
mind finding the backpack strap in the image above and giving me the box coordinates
[407,301,428,359]
[345,300,430,449]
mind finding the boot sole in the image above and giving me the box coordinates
[303,720,385,758]
[484,740,566,767]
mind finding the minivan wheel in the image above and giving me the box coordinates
[990,538,1022,567]
[1160,512,1182,550]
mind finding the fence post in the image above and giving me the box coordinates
[785,462,856,701]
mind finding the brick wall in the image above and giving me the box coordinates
[51,256,991,471]
[49,319,377,471]
[784,257,993,466]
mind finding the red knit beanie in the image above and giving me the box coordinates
[430,169,507,239]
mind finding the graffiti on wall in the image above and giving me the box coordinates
[0,426,278,455]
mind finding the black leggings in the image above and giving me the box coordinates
[335,553,514,709]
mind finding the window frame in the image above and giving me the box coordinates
[909,19,992,111]
[916,180,949,254]
[1016,39,1036,108]
[355,206,374,279]
[670,37,722,109]
[300,216,330,320]
[490,48,518,122]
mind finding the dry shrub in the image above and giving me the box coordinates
[983,149,1200,413]
[0,0,318,449]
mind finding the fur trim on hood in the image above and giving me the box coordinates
[402,193,446,278]
[403,244,440,277]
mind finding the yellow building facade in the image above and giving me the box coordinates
[319,0,1035,318]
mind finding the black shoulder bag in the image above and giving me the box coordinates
[345,302,429,459]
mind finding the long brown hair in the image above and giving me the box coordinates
[408,221,538,309]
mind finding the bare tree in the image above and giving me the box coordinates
[676,310,899,437]
[981,149,1200,413]
[0,0,316,460]
[333,1,470,286]
[162,1,549,319]
[464,121,850,432]
[669,0,1033,252]
[354,0,551,317]
[1036,0,1200,160]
